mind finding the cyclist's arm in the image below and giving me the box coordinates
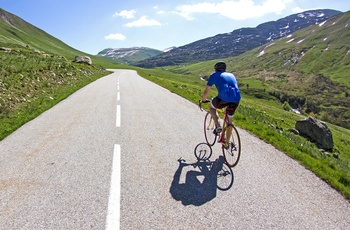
[202,85,211,101]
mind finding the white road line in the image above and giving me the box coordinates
[117,92,120,101]
[106,144,121,230]
[116,105,121,127]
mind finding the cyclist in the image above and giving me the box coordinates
[200,61,241,134]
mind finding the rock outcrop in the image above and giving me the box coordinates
[295,116,333,150]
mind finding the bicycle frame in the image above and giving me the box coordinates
[214,108,233,144]
[200,99,241,167]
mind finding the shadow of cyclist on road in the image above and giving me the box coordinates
[170,154,231,206]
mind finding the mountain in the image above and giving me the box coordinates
[163,46,177,52]
[134,9,342,68]
[178,10,350,129]
[97,47,162,64]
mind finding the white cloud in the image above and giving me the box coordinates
[104,33,126,40]
[114,10,136,19]
[124,16,161,27]
[292,7,311,13]
[157,10,166,15]
[175,0,293,20]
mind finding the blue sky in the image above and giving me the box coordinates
[1,0,349,55]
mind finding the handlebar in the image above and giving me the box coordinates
[198,99,210,111]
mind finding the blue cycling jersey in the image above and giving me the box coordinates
[207,71,241,103]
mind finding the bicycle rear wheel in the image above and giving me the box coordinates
[217,162,234,191]
[222,124,241,167]
[204,112,217,146]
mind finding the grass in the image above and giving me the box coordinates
[0,45,113,140]
[136,67,350,200]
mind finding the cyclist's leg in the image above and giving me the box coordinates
[224,103,239,147]
[210,97,221,129]
[226,103,239,124]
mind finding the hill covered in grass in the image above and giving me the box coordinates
[166,10,350,129]
[0,8,123,139]
[0,8,117,66]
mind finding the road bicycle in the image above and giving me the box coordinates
[199,100,241,167]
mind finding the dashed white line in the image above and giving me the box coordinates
[116,105,121,127]
[106,76,121,229]
[105,144,121,230]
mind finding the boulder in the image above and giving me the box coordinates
[295,116,333,150]
[74,55,92,65]
[0,47,12,52]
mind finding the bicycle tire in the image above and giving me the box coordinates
[217,162,234,191]
[194,142,212,160]
[204,112,217,146]
[222,124,241,167]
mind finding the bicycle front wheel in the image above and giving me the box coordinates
[222,124,241,167]
[204,112,217,146]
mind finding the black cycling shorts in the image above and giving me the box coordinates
[211,97,239,115]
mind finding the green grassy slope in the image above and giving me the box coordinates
[166,11,350,129]
[0,8,124,139]
[0,8,118,67]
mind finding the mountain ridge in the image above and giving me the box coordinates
[133,9,342,68]
[97,47,163,64]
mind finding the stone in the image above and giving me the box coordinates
[295,116,334,150]
[74,55,92,65]
[288,128,299,135]
[0,47,12,52]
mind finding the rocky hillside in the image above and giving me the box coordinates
[97,47,163,64]
[134,9,341,68]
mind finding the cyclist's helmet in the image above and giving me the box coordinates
[214,61,226,71]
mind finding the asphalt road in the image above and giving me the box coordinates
[0,69,349,229]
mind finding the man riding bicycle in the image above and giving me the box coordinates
[200,61,241,134]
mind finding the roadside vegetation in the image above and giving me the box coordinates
[0,43,122,140]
